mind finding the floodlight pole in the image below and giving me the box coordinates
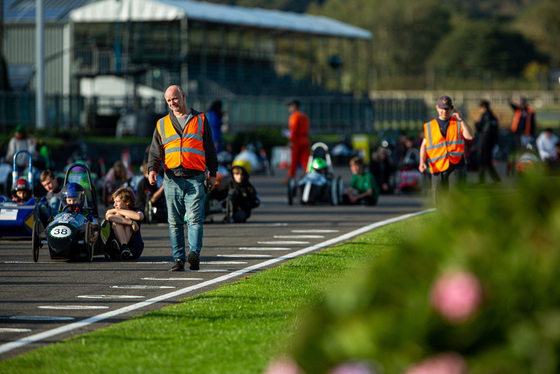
[36,0,45,130]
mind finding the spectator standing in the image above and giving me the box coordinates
[510,97,536,150]
[474,100,501,184]
[103,160,134,206]
[5,124,36,172]
[104,161,133,187]
[284,100,310,183]
[206,100,224,152]
[536,128,559,162]
[148,85,218,271]
[370,148,395,194]
[419,96,474,205]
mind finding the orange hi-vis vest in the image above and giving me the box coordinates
[424,117,464,173]
[511,107,534,135]
[157,113,206,172]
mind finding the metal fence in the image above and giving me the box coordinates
[1,90,558,136]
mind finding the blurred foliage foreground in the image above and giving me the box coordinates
[281,172,560,374]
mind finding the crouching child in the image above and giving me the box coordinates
[223,165,260,223]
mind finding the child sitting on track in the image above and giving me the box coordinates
[104,187,144,260]
[344,156,379,206]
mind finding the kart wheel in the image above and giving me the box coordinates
[301,181,312,204]
[93,230,105,256]
[337,176,344,204]
[330,181,338,206]
[32,220,40,262]
[85,222,94,262]
[287,177,295,206]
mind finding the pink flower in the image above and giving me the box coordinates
[329,361,377,374]
[404,352,467,374]
[263,357,303,374]
[430,270,483,324]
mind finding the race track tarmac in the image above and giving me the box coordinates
[0,166,430,359]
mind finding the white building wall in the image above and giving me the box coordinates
[3,23,66,94]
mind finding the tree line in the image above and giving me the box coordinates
[204,0,560,90]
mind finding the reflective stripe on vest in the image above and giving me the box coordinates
[157,114,206,171]
[511,107,534,135]
[424,117,464,173]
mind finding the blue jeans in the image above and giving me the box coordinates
[164,172,206,261]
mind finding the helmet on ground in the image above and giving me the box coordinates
[12,178,32,202]
[62,182,86,208]
[232,159,252,175]
[312,157,327,172]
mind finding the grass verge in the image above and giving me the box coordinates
[0,215,424,374]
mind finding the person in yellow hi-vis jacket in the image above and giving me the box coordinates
[147,85,218,272]
[419,95,474,206]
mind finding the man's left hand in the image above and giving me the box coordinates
[208,176,216,191]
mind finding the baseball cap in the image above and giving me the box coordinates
[437,95,453,109]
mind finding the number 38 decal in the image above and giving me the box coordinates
[49,225,72,238]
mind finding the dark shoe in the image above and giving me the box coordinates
[171,258,185,272]
[120,244,132,260]
[105,239,121,261]
[187,251,200,270]
[110,239,121,260]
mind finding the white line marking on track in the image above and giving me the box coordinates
[111,285,176,289]
[141,278,203,281]
[189,269,228,272]
[218,254,272,258]
[6,316,75,321]
[38,306,109,310]
[0,209,434,355]
[201,261,248,265]
[273,235,324,239]
[258,241,309,245]
[292,229,339,233]
[0,328,32,333]
[239,247,290,251]
[78,295,145,299]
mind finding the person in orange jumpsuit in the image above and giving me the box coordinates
[286,100,310,183]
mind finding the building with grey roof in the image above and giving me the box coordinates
[2,0,374,132]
